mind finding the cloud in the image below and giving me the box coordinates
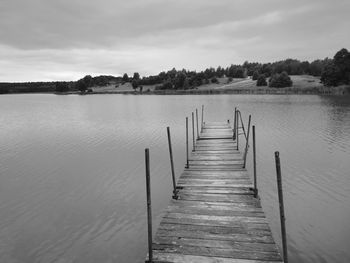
[0,0,349,81]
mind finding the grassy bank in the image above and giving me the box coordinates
[88,75,350,95]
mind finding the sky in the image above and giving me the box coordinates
[0,0,349,82]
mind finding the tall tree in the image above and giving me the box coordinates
[122,73,129,82]
[132,79,139,90]
[334,48,350,84]
[133,72,140,80]
[174,72,186,89]
[321,62,341,86]
[321,48,350,86]
[252,71,259,80]
[256,75,267,86]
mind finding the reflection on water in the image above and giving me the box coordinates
[0,94,349,263]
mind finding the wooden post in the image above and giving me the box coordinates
[201,105,204,132]
[252,126,258,198]
[275,151,288,263]
[167,127,178,199]
[192,112,195,152]
[243,115,251,168]
[196,109,199,139]
[145,148,153,263]
[185,117,189,168]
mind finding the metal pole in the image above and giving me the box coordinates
[243,115,251,168]
[275,151,288,263]
[239,111,247,139]
[185,117,189,168]
[252,126,258,198]
[145,148,153,263]
[233,107,236,140]
[201,105,204,131]
[167,127,178,199]
[236,110,239,150]
[196,109,199,139]
[192,112,195,152]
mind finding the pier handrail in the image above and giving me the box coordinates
[236,110,248,140]
[234,108,251,168]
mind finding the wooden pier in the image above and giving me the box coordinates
[147,120,284,263]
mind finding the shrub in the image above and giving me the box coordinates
[256,75,267,86]
[269,72,293,88]
[155,81,173,90]
[211,77,218,83]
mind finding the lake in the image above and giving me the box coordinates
[0,94,349,263]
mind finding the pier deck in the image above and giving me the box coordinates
[150,122,283,263]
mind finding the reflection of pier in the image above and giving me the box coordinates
[144,107,286,263]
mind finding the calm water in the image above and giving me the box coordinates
[0,94,349,263]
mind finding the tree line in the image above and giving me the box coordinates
[0,48,348,94]
[115,48,349,90]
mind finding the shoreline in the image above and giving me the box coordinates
[1,86,349,96]
[80,85,350,95]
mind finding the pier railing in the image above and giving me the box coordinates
[143,105,288,263]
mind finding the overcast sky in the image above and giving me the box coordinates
[0,0,349,82]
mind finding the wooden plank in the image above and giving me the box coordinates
[188,161,244,166]
[177,183,254,190]
[196,140,236,144]
[164,213,268,224]
[154,236,279,252]
[168,200,262,210]
[166,206,265,218]
[178,178,252,184]
[191,150,241,154]
[178,188,253,195]
[195,141,236,145]
[157,225,274,244]
[180,174,250,180]
[194,147,237,150]
[181,170,249,176]
[161,217,271,229]
[178,180,252,187]
[199,137,234,140]
[152,244,282,261]
[153,252,283,263]
[184,166,246,171]
[158,222,271,236]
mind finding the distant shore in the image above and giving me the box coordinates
[81,86,349,95]
[2,75,350,96]
[83,75,350,96]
